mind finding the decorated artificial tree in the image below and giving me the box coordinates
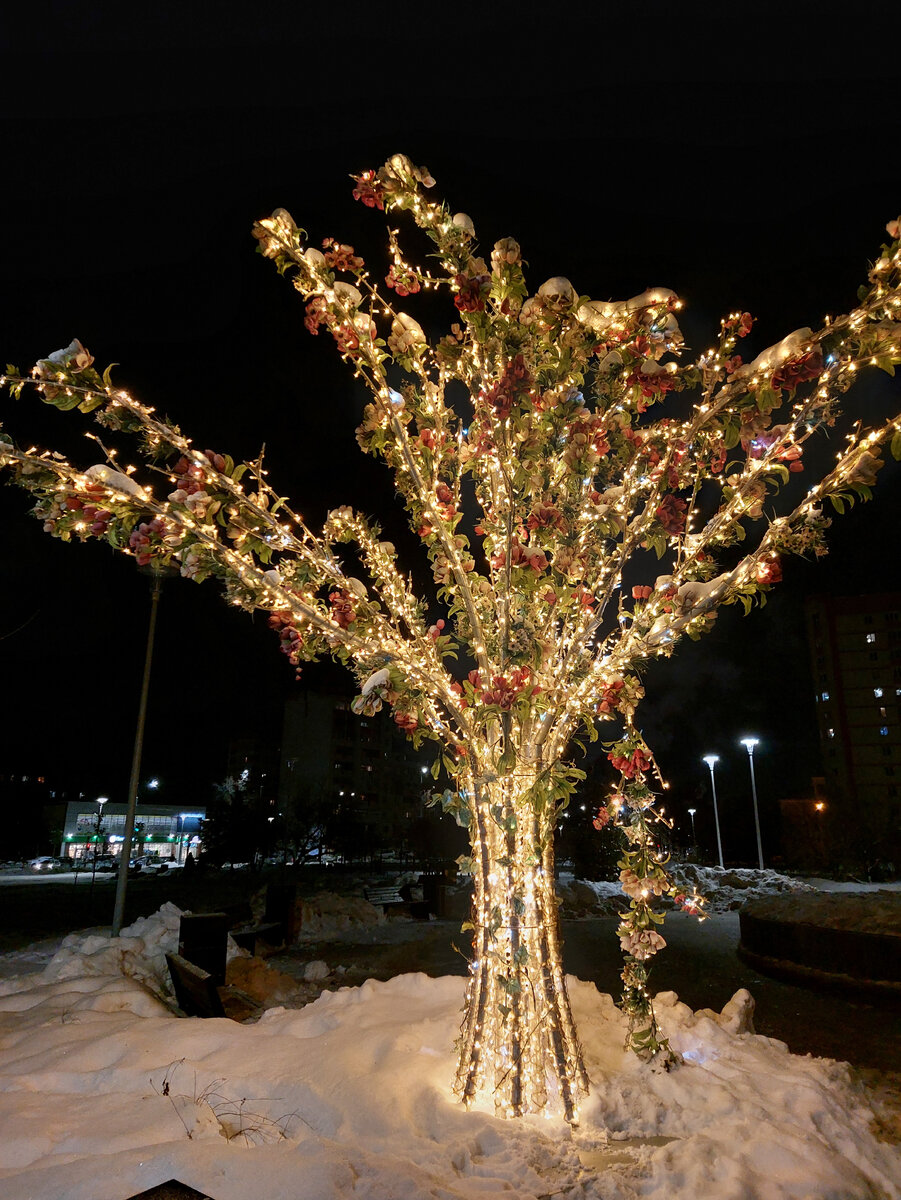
[2,155,900,1123]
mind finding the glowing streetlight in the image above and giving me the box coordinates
[687,807,697,844]
[91,796,108,889]
[702,755,725,869]
[739,737,765,870]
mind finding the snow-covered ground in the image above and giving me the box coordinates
[0,903,899,1200]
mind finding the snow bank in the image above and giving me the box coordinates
[569,865,814,916]
[0,907,898,1199]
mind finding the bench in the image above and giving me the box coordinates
[230,921,284,955]
[364,885,405,911]
[165,953,261,1022]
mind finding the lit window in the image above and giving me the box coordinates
[867,633,876,644]
[875,687,884,698]
[880,726,890,737]
[880,707,888,719]
[826,728,835,739]
[821,691,830,701]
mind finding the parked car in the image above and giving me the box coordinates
[28,856,65,872]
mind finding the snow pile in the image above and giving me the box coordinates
[0,910,898,1199]
[569,866,814,916]
[295,891,386,939]
[670,864,816,913]
[0,902,185,1007]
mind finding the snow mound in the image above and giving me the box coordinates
[570,866,814,916]
[671,864,816,913]
[0,908,898,1200]
[294,890,386,938]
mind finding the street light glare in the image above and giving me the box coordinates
[702,754,719,767]
[740,737,759,751]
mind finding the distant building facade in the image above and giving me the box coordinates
[804,593,901,841]
[279,690,429,858]
[60,801,206,862]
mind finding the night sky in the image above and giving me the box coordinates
[1,4,899,856]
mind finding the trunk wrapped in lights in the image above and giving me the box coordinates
[2,158,900,1123]
[451,766,589,1120]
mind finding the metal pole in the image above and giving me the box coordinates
[747,750,765,870]
[111,572,164,936]
[707,761,725,869]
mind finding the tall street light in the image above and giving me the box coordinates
[702,755,725,869]
[91,795,108,891]
[111,564,176,937]
[740,737,765,870]
[687,808,697,845]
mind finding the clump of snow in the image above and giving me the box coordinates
[671,864,816,913]
[295,891,386,939]
[0,919,897,1200]
[565,866,815,916]
[730,327,813,379]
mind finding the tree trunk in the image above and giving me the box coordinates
[454,768,590,1122]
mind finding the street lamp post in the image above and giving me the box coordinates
[91,796,108,892]
[687,807,697,847]
[111,564,175,937]
[740,737,765,870]
[702,754,725,869]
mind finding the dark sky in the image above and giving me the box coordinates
[1,4,899,848]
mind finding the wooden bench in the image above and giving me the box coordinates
[230,921,284,955]
[165,953,260,1022]
[363,885,405,911]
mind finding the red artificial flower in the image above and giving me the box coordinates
[304,297,329,336]
[597,679,624,715]
[323,242,365,272]
[527,503,565,533]
[771,348,823,393]
[607,746,652,779]
[394,711,419,734]
[631,585,653,601]
[453,273,489,313]
[351,170,384,210]
[655,495,688,536]
[385,263,421,297]
[755,557,782,585]
[328,590,357,629]
[592,807,611,831]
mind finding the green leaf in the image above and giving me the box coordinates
[828,494,845,514]
[891,430,901,462]
[875,355,895,377]
[497,746,516,774]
